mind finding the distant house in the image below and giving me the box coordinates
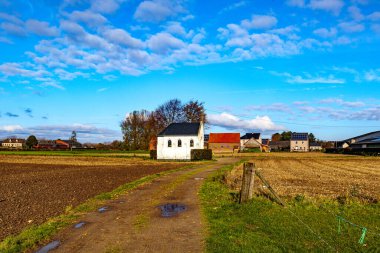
[310,142,322,151]
[261,139,271,152]
[157,122,204,160]
[340,131,380,149]
[208,133,240,153]
[240,133,262,151]
[290,133,309,152]
[57,139,83,149]
[1,138,25,149]
[269,141,290,151]
[34,140,56,150]
[204,134,210,148]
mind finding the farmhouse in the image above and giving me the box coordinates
[157,122,204,160]
[290,133,309,152]
[310,142,322,151]
[240,133,262,152]
[1,138,25,149]
[208,133,240,153]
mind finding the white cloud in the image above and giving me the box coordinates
[0,124,121,142]
[90,0,120,14]
[241,15,278,30]
[245,103,291,113]
[364,69,380,82]
[367,11,380,21]
[208,112,285,132]
[287,0,344,15]
[286,0,305,7]
[134,0,185,22]
[270,71,345,84]
[319,98,365,107]
[218,1,249,14]
[0,62,49,78]
[313,27,337,38]
[308,0,344,15]
[147,32,185,54]
[25,19,59,37]
[0,22,26,36]
[348,6,364,21]
[97,87,108,92]
[339,22,365,33]
[102,28,144,48]
[68,10,107,26]
[0,125,23,132]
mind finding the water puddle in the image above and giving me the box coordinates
[74,222,86,229]
[159,203,187,218]
[35,240,60,253]
[98,206,109,213]
[194,177,204,180]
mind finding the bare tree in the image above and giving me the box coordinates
[121,110,156,150]
[183,100,206,123]
[154,99,185,130]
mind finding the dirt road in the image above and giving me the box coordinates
[41,158,236,253]
[0,158,185,241]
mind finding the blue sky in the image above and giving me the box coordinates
[0,0,379,142]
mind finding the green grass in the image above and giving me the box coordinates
[0,164,195,253]
[200,165,380,252]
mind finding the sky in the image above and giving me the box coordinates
[0,0,380,143]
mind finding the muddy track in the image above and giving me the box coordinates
[0,161,185,240]
[36,158,237,253]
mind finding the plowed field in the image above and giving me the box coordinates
[0,155,187,240]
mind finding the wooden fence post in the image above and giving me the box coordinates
[240,162,255,203]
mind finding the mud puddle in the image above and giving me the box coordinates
[159,203,187,217]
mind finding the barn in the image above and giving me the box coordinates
[208,133,240,153]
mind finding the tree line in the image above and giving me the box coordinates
[271,131,317,142]
[120,99,206,150]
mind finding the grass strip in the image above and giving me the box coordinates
[200,163,380,252]
[0,164,197,253]
[0,150,149,159]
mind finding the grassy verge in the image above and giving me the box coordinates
[0,150,149,158]
[0,164,195,253]
[200,164,380,252]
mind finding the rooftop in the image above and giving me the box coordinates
[158,123,201,136]
[291,133,308,141]
[241,133,261,140]
[209,133,240,143]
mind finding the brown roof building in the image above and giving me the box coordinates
[208,133,240,153]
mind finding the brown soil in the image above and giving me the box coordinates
[36,158,237,253]
[0,157,187,241]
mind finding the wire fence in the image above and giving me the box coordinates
[251,166,380,251]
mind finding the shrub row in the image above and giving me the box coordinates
[191,149,212,161]
[150,150,157,160]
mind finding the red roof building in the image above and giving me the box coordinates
[208,133,240,153]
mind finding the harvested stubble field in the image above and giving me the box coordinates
[227,153,380,200]
[0,155,188,241]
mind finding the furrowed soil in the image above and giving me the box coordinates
[0,155,188,241]
[226,153,380,199]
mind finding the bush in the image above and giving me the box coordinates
[191,149,212,161]
[150,150,157,160]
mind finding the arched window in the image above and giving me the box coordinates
[190,139,194,147]
[178,139,182,147]
[168,140,172,147]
